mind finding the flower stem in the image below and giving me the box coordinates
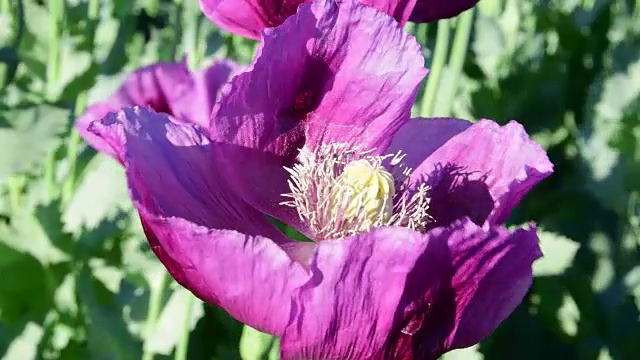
[404,21,415,34]
[180,0,201,69]
[582,0,595,11]
[142,272,168,360]
[440,8,474,116]
[480,0,503,16]
[7,175,23,213]
[62,92,88,207]
[88,0,100,20]
[46,0,63,100]
[1,0,10,14]
[174,294,196,360]
[415,23,428,52]
[420,19,451,118]
[44,153,57,203]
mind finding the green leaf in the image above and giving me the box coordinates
[56,38,94,99]
[0,104,69,181]
[21,0,50,45]
[2,322,44,360]
[533,230,580,276]
[86,72,127,106]
[54,273,77,316]
[579,34,640,213]
[472,12,506,80]
[78,267,142,360]
[145,288,204,355]
[557,294,580,337]
[0,254,55,325]
[63,154,132,233]
[440,345,483,360]
[239,325,279,360]
[0,201,71,265]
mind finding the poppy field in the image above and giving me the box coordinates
[0,0,639,359]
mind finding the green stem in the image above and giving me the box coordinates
[420,20,451,118]
[142,272,168,360]
[44,152,57,203]
[440,8,474,116]
[1,0,10,14]
[416,23,428,52]
[7,176,23,213]
[479,0,503,16]
[62,93,88,206]
[582,0,595,11]
[88,0,100,20]
[46,0,64,100]
[404,21,415,34]
[174,295,196,360]
[169,0,184,62]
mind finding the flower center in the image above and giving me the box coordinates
[282,143,432,240]
[333,159,395,229]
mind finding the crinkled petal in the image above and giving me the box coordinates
[391,119,553,228]
[280,219,541,360]
[212,0,426,232]
[389,220,541,359]
[385,117,472,171]
[88,106,285,238]
[280,226,448,359]
[77,60,240,159]
[200,0,418,40]
[88,106,312,335]
[409,0,479,23]
[139,212,309,336]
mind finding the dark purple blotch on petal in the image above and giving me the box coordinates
[409,0,479,23]
[385,221,541,359]
[211,0,426,233]
[279,219,542,360]
[424,163,494,228]
[388,118,553,229]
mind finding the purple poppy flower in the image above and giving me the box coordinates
[76,59,241,161]
[200,0,478,40]
[88,0,552,359]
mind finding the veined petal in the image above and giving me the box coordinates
[88,106,284,238]
[409,0,479,23]
[199,0,418,40]
[212,0,426,232]
[88,106,312,335]
[280,226,447,359]
[138,211,309,336]
[280,219,541,360]
[385,117,472,171]
[390,118,553,228]
[389,220,541,359]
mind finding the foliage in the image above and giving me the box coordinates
[0,0,638,359]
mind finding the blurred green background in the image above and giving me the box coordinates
[0,0,638,359]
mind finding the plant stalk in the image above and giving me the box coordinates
[440,8,474,116]
[421,19,451,118]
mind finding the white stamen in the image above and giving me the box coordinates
[281,143,432,240]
